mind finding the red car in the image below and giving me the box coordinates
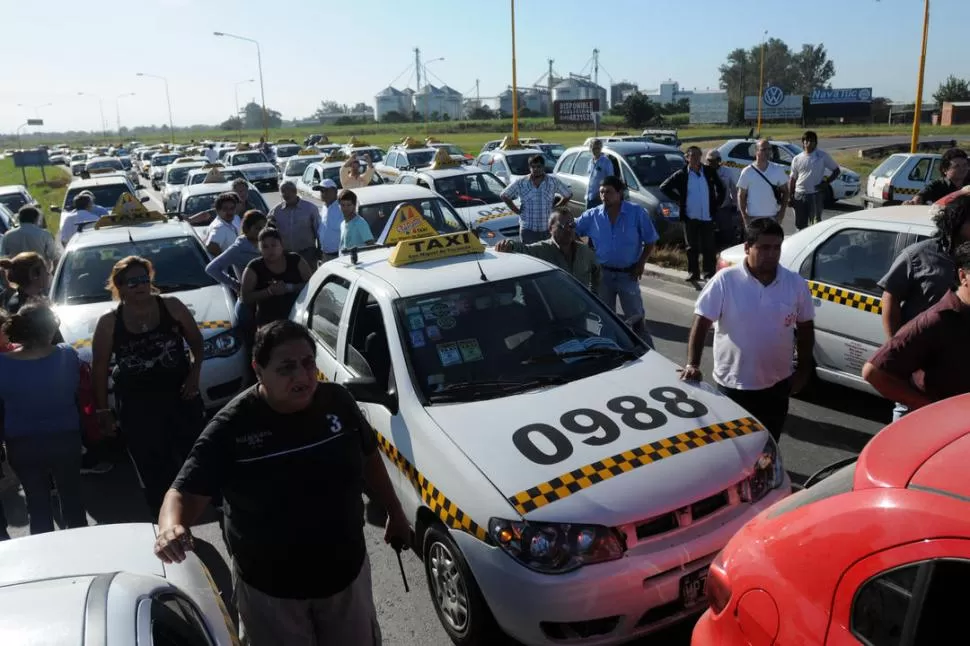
[692,393,970,646]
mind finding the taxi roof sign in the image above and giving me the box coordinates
[377,203,439,246]
[388,230,486,267]
[398,136,423,149]
[610,131,629,136]
[498,136,524,150]
[203,167,225,183]
[297,149,318,156]
[430,147,461,170]
[323,150,349,162]
[94,193,167,229]
[346,137,370,147]
[173,157,197,164]
[424,136,441,145]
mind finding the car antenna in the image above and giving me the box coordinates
[476,254,488,282]
[350,246,359,265]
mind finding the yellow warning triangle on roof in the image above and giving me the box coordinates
[203,167,225,183]
[94,192,167,229]
[378,203,439,246]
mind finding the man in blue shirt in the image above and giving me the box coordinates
[586,139,613,209]
[575,175,659,345]
[338,189,375,250]
[314,179,342,262]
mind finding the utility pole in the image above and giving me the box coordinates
[593,48,599,88]
[414,47,422,121]
[911,0,930,153]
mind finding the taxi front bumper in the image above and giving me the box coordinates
[198,347,250,410]
[454,483,789,645]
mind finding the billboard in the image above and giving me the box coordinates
[689,92,729,124]
[744,86,803,120]
[13,149,49,168]
[553,99,600,125]
[810,87,873,104]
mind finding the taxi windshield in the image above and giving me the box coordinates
[0,193,28,212]
[352,148,384,163]
[358,197,465,242]
[396,270,645,403]
[506,154,533,176]
[624,152,687,186]
[440,145,465,156]
[53,236,217,305]
[64,185,132,210]
[232,152,268,165]
[86,159,123,171]
[166,166,199,185]
[189,169,245,185]
[406,151,435,167]
[152,154,180,166]
[276,145,301,157]
[285,157,323,176]
[434,172,505,208]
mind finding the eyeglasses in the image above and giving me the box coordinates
[530,164,544,169]
[556,222,576,231]
[124,275,151,288]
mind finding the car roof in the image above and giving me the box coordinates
[0,185,29,195]
[564,141,682,155]
[0,576,94,644]
[409,166,489,179]
[68,216,196,249]
[353,183,438,204]
[180,181,240,196]
[391,146,437,155]
[86,156,119,163]
[333,246,551,298]
[66,176,130,189]
[490,147,542,157]
[829,203,936,227]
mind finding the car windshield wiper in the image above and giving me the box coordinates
[154,282,207,293]
[521,346,642,365]
[427,375,569,402]
[64,294,109,304]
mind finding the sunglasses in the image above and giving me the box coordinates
[124,275,151,288]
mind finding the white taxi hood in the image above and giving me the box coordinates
[457,203,520,239]
[56,284,234,361]
[423,355,770,526]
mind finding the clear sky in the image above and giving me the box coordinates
[1,0,963,134]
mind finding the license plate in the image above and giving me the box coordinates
[680,568,708,607]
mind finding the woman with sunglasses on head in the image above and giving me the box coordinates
[90,256,206,517]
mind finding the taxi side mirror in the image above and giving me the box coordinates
[50,205,61,213]
[344,376,398,415]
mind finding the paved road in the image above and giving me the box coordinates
[819,134,958,151]
[0,182,890,645]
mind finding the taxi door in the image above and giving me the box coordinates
[304,270,355,383]
[825,539,970,645]
[794,220,911,392]
[891,154,941,203]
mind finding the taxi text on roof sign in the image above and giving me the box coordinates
[388,231,486,267]
[94,192,166,229]
[377,203,439,246]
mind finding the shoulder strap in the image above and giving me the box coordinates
[749,164,777,188]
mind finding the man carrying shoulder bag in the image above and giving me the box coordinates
[737,139,790,227]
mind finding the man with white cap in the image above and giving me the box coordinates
[314,178,342,263]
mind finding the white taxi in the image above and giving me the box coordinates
[279,149,325,184]
[0,523,237,645]
[395,148,519,244]
[715,138,862,206]
[474,138,544,185]
[161,158,207,213]
[293,151,384,200]
[373,136,438,183]
[862,152,943,208]
[716,204,935,397]
[291,209,789,645]
[148,151,182,191]
[222,148,279,192]
[339,137,385,164]
[51,196,249,412]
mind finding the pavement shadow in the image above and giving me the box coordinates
[784,414,875,454]
[80,459,154,525]
[647,320,712,347]
[794,380,892,425]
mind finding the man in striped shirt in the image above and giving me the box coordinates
[500,154,573,243]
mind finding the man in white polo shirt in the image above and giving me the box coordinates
[789,131,840,230]
[736,139,789,227]
[680,218,815,442]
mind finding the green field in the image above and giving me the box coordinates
[0,158,69,229]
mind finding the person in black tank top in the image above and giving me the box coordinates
[240,226,312,329]
[91,256,206,517]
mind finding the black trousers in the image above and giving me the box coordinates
[683,218,716,277]
[717,377,792,443]
[118,392,205,517]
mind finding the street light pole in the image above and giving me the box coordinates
[234,79,255,135]
[423,57,444,134]
[136,73,175,144]
[215,32,268,140]
[116,92,135,143]
[17,103,52,119]
[510,0,520,142]
[911,0,930,153]
[756,30,768,136]
[78,93,107,144]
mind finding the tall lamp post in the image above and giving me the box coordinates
[17,103,52,119]
[77,92,107,144]
[756,30,768,136]
[234,79,255,135]
[911,0,931,153]
[214,32,268,140]
[116,92,135,143]
[423,57,445,134]
[510,0,520,142]
[136,73,175,144]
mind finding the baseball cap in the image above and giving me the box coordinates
[312,179,338,191]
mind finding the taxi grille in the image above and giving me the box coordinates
[634,490,730,541]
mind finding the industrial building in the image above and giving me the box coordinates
[611,82,638,107]
[940,101,970,126]
[552,76,608,110]
[646,81,694,105]
[374,84,463,121]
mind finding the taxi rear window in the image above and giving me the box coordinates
[871,155,909,179]
[358,197,464,241]
[232,152,268,165]
[64,185,132,211]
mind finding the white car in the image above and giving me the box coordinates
[395,163,519,244]
[222,150,279,193]
[474,144,544,185]
[51,206,249,412]
[374,140,438,184]
[85,156,125,174]
[0,184,40,215]
[862,152,944,208]
[272,142,303,172]
[0,523,236,645]
[716,139,862,206]
[293,159,384,200]
[279,152,325,184]
[148,152,182,190]
[70,153,89,176]
[290,217,789,645]
[161,159,207,213]
[716,204,936,397]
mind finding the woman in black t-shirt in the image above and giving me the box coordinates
[154,320,409,645]
[91,256,206,516]
[240,227,312,329]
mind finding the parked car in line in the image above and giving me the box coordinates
[862,152,945,209]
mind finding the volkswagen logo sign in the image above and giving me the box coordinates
[859,88,872,101]
[763,86,785,107]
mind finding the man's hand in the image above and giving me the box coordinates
[679,365,702,382]
[631,259,647,280]
[154,525,195,564]
[384,509,410,549]
[495,240,514,252]
[267,280,287,296]
[905,196,922,206]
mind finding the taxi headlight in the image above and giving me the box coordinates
[840,172,859,183]
[740,437,784,503]
[203,329,240,359]
[488,518,624,574]
[658,201,679,220]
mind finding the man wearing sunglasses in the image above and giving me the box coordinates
[495,207,599,291]
[500,154,573,243]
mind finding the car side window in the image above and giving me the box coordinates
[909,158,932,182]
[417,178,431,189]
[774,146,795,165]
[620,160,639,191]
[476,154,491,169]
[150,593,213,646]
[302,167,315,185]
[928,159,943,182]
[811,228,899,295]
[852,563,918,646]
[732,143,755,161]
[309,276,351,353]
[345,288,393,392]
[572,151,592,176]
[398,175,417,185]
[557,151,578,175]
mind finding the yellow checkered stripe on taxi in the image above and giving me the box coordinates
[375,432,489,541]
[808,281,882,314]
[476,212,510,225]
[893,186,920,196]
[71,320,233,350]
[507,417,764,515]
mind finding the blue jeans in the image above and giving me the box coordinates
[519,227,548,244]
[5,431,86,535]
[598,270,653,347]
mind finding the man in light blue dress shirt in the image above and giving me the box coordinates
[586,139,613,209]
[315,179,342,262]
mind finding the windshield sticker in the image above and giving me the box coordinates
[429,302,451,317]
[409,329,426,348]
[585,314,604,335]
[437,316,456,330]
[426,325,442,341]
[408,314,424,331]
[436,342,463,366]
[457,339,483,362]
[405,306,421,316]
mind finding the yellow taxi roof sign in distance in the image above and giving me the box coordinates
[399,136,422,149]
[347,136,371,147]
[203,168,225,183]
[318,135,330,144]
[95,193,167,229]
[378,203,440,246]
[610,131,629,136]
[297,149,318,156]
[201,162,224,169]
[498,136,524,150]
[389,229,486,267]
[323,150,349,162]
[235,143,251,151]
[173,157,196,164]
[430,147,461,170]
[425,136,441,145]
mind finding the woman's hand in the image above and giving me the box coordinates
[267,281,287,296]
[154,524,195,563]
[180,370,201,400]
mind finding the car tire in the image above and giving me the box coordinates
[423,524,503,646]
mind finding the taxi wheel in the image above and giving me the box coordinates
[423,524,502,645]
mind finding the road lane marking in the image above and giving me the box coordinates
[640,284,698,309]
